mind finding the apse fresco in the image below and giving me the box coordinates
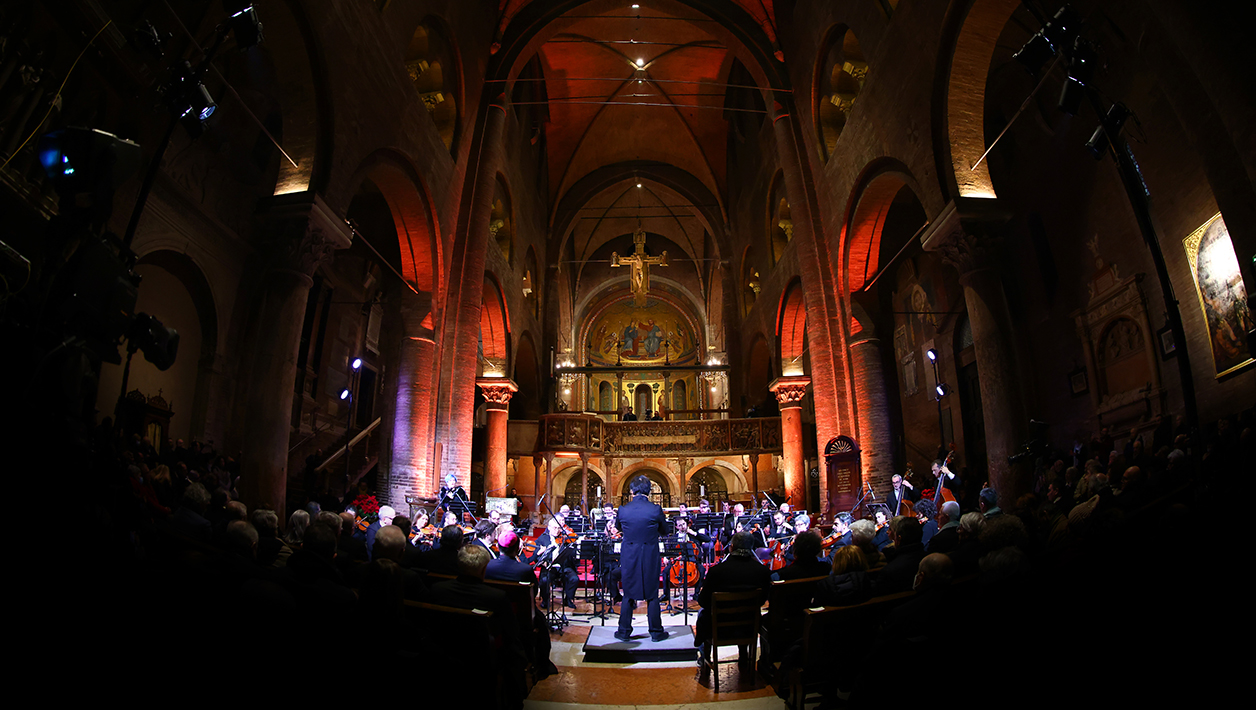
[1183,213,1255,377]
[587,298,699,366]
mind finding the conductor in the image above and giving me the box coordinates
[615,475,669,642]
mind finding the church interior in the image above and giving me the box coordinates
[1,0,1249,703]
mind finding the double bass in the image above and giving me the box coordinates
[932,451,958,506]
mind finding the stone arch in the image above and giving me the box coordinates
[135,250,219,358]
[814,25,869,162]
[523,245,540,319]
[740,245,761,317]
[685,458,749,494]
[405,15,463,155]
[480,275,511,376]
[511,331,543,419]
[939,0,1021,199]
[262,0,329,195]
[777,278,807,375]
[490,176,514,264]
[551,461,608,506]
[617,464,677,505]
[768,171,791,264]
[746,333,774,413]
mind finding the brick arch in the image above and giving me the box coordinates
[480,275,511,374]
[135,250,219,358]
[776,278,807,373]
[347,150,442,296]
[844,171,914,295]
[551,461,608,506]
[939,0,1021,199]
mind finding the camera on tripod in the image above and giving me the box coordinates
[37,127,179,371]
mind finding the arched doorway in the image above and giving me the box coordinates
[620,469,671,507]
[634,383,653,418]
[686,467,727,507]
[564,470,604,509]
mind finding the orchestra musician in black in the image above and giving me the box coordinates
[662,517,709,600]
[529,518,579,609]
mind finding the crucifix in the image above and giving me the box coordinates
[611,227,668,306]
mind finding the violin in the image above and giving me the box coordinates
[558,524,578,545]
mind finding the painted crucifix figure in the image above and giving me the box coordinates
[612,227,668,306]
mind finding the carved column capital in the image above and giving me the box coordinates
[476,377,519,410]
[769,376,811,408]
[256,192,354,279]
[919,198,1011,278]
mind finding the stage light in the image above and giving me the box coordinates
[223,2,265,49]
[1086,102,1130,159]
[1041,6,1082,53]
[128,313,181,371]
[926,348,938,362]
[340,389,351,400]
[935,383,950,398]
[1057,37,1094,115]
[352,357,362,370]
[1013,32,1055,75]
[166,61,217,129]
[636,58,645,68]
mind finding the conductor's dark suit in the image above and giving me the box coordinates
[616,493,667,637]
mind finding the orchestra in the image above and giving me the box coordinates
[401,463,956,618]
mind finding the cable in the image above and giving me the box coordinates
[0,20,113,172]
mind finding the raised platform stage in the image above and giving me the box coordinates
[582,625,698,663]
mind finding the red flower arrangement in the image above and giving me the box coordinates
[352,494,381,521]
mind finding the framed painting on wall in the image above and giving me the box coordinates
[1182,213,1255,378]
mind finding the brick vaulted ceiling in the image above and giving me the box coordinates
[497,1,780,265]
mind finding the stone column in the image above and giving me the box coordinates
[579,450,590,514]
[922,200,1025,507]
[238,194,352,518]
[849,334,895,490]
[387,290,437,508]
[769,376,811,510]
[616,371,624,418]
[436,95,509,484]
[771,103,849,478]
[477,377,518,506]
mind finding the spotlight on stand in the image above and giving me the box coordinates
[351,357,362,370]
[1057,37,1095,115]
[223,2,265,49]
[1086,102,1130,159]
[935,383,950,398]
[340,389,351,401]
[1013,6,1080,75]
[165,61,217,136]
[926,348,939,363]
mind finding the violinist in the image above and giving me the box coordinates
[821,512,853,560]
[602,505,621,539]
[768,511,795,540]
[439,473,470,520]
[871,508,892,551]
[529,518,579,609]
[472,519,499,559]
[773,529,829,581]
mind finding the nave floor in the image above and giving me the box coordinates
[525,603,787,710]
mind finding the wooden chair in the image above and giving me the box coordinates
[758,575,828,678]
[786,591,914,709]
[701,589,764,693]
[404,601,502,706]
